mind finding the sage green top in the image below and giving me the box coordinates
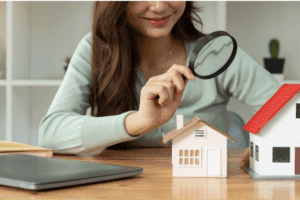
[38,32,281,156]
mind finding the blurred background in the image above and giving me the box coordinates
[200,2,299,80]
[0,1,299,146]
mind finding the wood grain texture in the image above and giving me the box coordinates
[0,148,300,199]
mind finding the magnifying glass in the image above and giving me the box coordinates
[187,30,237,80]
[155,31,237,99]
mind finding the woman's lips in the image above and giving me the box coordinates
[147,17,170,27]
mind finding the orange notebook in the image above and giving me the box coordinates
[0,141,53,157]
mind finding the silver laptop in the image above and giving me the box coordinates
[0,154,143,190]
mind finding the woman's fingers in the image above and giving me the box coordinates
[148,64,195,98]
[137,65,195,129]
[142,82,175,106]
[169,71,185,97]
[147,81,175,105]
[141,64,195,107]
[166,64,195,95]
[167,64,195,81]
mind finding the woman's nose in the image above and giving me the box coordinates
[148,1,169,13]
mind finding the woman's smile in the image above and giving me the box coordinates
[126,1,186,38]
[147,17,170,27]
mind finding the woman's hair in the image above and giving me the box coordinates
[89,1,206,117]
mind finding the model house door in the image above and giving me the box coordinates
[295,147,300,174]
[207,149,221,177]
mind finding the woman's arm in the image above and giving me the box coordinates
[38,32,141,156]
[218,47,281,113]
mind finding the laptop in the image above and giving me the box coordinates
[0,154,143,190]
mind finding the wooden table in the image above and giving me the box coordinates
[0,148,300,199]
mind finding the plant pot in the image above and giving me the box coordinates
[264,58,285,73]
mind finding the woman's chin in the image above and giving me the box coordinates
[143,30,172,39]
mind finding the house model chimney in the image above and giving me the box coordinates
[176,115,183,130]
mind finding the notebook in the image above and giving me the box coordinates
[0,141,53,157]
[0,154,143,190]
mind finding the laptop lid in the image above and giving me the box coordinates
[0,154,143,190]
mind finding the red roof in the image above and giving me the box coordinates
[243,84,300,134]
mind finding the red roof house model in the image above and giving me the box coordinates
[243,84,300,134]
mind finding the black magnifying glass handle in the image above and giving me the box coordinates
[155,74,187,99]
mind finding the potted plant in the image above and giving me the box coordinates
[264,39,285,74]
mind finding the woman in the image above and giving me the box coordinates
[39,2,280,169]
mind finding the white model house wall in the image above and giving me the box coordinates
[250,92,300,176]
[172,123,227,177]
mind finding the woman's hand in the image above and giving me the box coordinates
[136,64,195,131]
[239,147,250,168]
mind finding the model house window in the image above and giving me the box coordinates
[250,142,253,157]
[194,129,206,138]
[296,104,300,118]
[179,149,201,166]
[273,147,290,163]
[255,145,259,161]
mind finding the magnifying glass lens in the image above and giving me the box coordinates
[189,31,237,80]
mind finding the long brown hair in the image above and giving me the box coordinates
[89,1,206,117]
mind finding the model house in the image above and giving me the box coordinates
[243,84,300,179]
[163,115,236,178]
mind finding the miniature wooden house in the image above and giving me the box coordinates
[163,115,236,178]
[243,84,300,179]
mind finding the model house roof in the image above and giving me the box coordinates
[243,84,300,134]
[163,117,236,143]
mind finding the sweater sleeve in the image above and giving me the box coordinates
[217,47,282,112]
[38,32,141,156]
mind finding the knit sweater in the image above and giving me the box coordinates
[38,32,281,156]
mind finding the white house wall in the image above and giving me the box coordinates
[250,92,300,176]
[172,123,227,177]
[250,133,260,173]
[249,134,268,176]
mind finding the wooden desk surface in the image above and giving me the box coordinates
[0,148,300,200]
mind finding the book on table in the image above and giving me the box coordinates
[0,141,53,157]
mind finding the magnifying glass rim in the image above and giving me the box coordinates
[188,31,238,79]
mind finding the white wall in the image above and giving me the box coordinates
[29,1,94,79]
[227,1,300,80]
[226,2,300,124]
[0,2,5,40]
[0,2,6,78]
[195,1,227,33]
[195,1,219,34]
[0,2,6,141]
